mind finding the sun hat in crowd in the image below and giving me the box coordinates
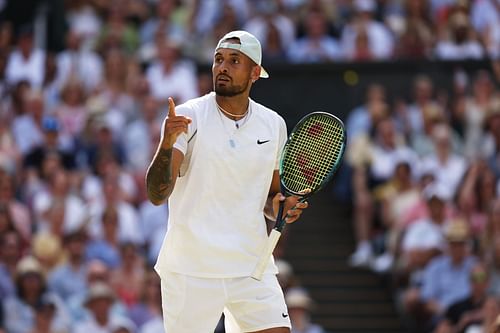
[285,288,314,310]
[444,218,470,243]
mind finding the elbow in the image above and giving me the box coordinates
[149,198,165,206]
[146,189,168,206]
[147,194,166,206]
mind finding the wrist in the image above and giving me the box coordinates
[160,139,175,150]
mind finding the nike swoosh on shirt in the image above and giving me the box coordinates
[257,140,270,145]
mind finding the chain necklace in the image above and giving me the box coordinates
[215,100,251,148]
[215,100,249,120]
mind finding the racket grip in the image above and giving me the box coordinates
[251,229,282,281]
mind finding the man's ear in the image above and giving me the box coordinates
[251,65,261,83]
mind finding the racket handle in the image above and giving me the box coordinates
[251,229,282,281]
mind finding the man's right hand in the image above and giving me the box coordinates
[161,97,192,149]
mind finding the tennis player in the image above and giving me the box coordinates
[145,30,308,333]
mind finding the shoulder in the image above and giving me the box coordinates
[250,99,286,128]
[175,92,215,119]
[427,255,447,271]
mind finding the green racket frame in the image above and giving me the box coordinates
[252,112,346,280]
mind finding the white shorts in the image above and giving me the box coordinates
[160,271,291,333]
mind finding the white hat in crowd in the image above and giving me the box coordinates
[285,288,314,310]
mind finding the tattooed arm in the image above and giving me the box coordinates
[146,97,191,205]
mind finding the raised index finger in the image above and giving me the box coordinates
[167,97,176,117]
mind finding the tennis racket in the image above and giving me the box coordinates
[251,112,346,280]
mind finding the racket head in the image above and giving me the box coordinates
[279,111,346,197]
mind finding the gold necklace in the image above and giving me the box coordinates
[215,100,249,120]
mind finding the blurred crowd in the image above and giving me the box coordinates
[345,70,500,332]
[0,0,499,332]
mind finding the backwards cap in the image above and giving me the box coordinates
[216,30,269,78]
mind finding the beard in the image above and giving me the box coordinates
[214,79,250,97]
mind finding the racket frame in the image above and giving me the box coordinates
[251,112,346,280]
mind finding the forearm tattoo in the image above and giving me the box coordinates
[146,147,173,204]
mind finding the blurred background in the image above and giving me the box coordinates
[0,0,499,332]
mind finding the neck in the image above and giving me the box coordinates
[215,95,250,120]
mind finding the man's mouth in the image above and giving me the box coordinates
[217,75,231,82]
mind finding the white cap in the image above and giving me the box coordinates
[285,288,314,310]
[423,182,451,202]
[216,30,269,78]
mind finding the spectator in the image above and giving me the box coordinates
[400,75,440,138]
[137,197,168,266]
[31,232,64,274]
[434,262,499,333]
[97,1,139,56]
[145,40,198,105]
[73,281,129,333]
[23,115,76,176]
[65,0,103,51]
[110,243,145,308]
[56,29,103,92]
[0,230,20,299]
[0,112,21,174]
[122,96,160,175]
[340,0,395,60]
[47,230,88,302]
[399,183,453,279]
[393,0,434,59]
[484,199,500,267]
[285,288,326,333]
[87,173,142,245]
[85,206,122,269]
[345,83,388,141]
[348,117,418,267]
[420,123,468,197]
[11,90,46,156]
[139,0,186,46]
[463,71,498,160]
[370,157,423,273]
[66,259,126,323]
[0,174,31,244]
[5,24,45,89]
[287,10,341,63]
[2,256,70,333]
[31,169,87,236]
[434,11,484,60]
[53,81,89,143]
[93,49,135,135]
[41,52,61,112]
[470,0,500,58]
[28,294,68,333]
[456,161,496,236]
[403,219,477,331]
[128,269,162,329]
[244,0,295,56]
[482,101,500,181]
[276,258,299,293]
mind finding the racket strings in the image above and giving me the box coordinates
[282,115,345,193]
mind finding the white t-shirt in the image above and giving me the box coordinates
[402,218,445,251]
[155,92,287,278]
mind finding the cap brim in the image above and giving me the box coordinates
[260,67,269,78]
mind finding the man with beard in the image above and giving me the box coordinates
[145,30,308,333]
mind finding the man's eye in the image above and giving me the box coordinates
[233,59,239,64]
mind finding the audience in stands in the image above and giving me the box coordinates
[0,1,498,332]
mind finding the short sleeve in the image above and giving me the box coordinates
[158,104,197,155]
